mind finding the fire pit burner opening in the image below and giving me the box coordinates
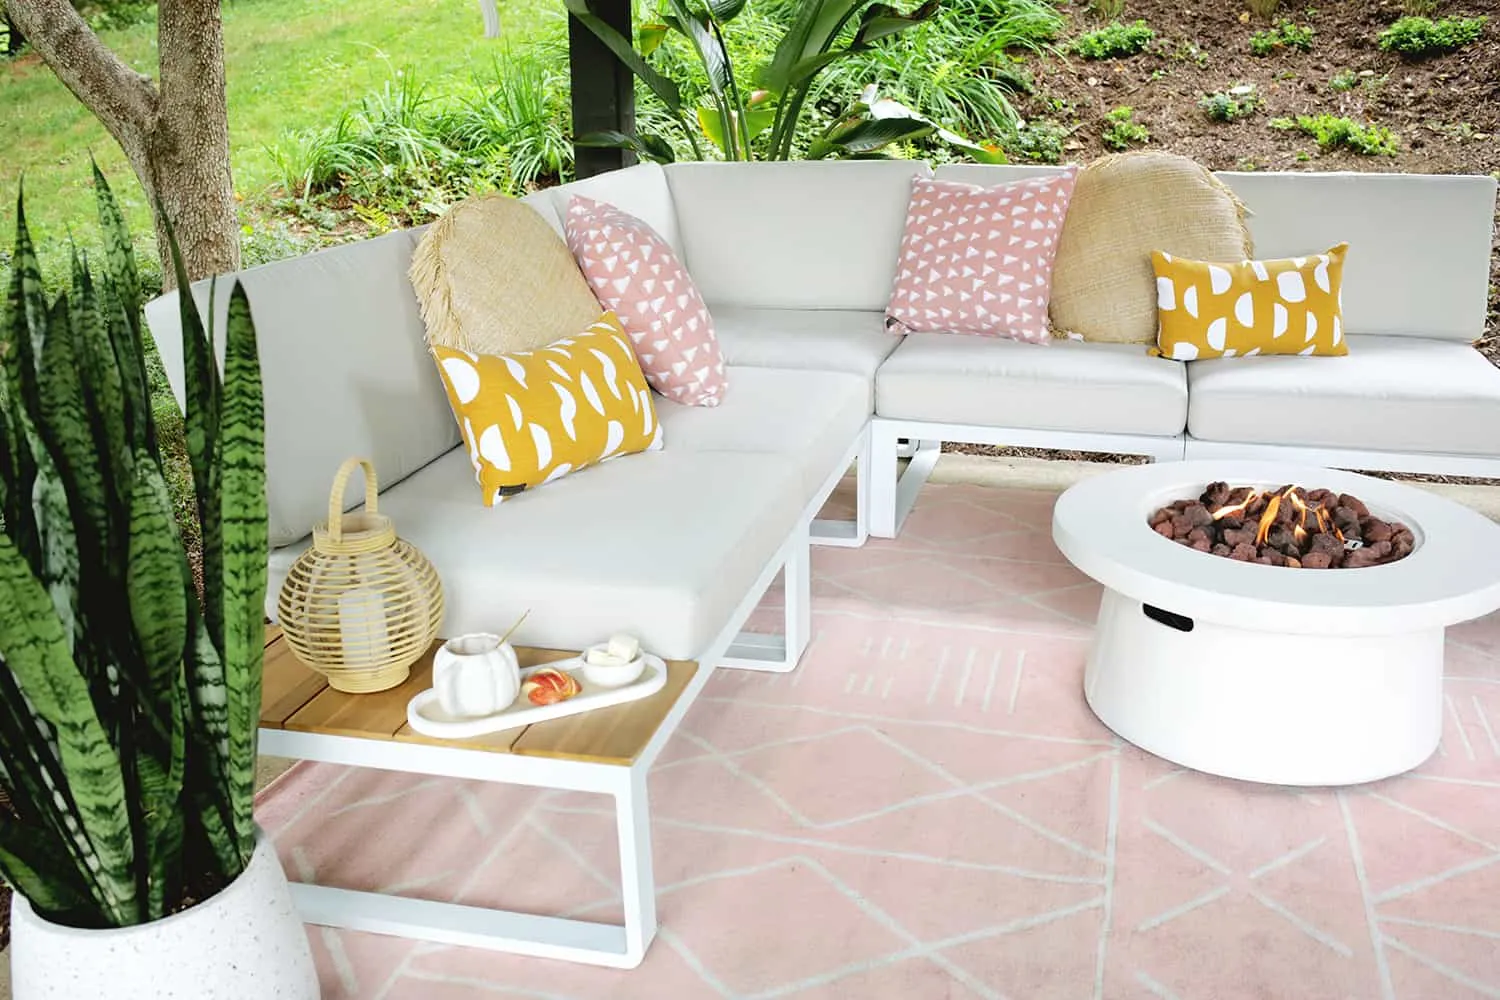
[1148,481,1416,569]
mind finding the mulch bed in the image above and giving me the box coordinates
[1025,0,1499,347]
[959,0,1499,482]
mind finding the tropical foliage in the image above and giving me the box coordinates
[0,166,267,928]
[567,0,1007,163]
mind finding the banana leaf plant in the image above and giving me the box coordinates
[568,0,1006,162]
[0,166,268,929]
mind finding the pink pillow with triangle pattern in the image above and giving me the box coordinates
[565,196,728,407]
[886,169,1079,345]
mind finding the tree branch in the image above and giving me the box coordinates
[6,0,158,158]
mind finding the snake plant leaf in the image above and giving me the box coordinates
[0,668,111,915]
[217,282,267,856]
[165,219,224,652]
[75,265,134,531]
[0,820,97,924]
[126,453,189,703]
[36,281,110,586]
[125,456,189,916]
[91,159,142,344]
[3,191,41,559]
[183,616,238,872]
[5,183,47,378]
[96,271,156,460]
[24,298,86,650]
[0,533,138,925]
[563,0,683,114]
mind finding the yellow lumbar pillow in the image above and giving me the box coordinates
[431,312,663,505]
[1151,242,1349,361]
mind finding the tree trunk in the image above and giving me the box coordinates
[7,0,240,288]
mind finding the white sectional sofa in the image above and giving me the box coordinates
[145,160,1499,676]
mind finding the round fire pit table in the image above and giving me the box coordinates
[1052,459,1500,786]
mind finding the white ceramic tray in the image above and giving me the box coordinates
[405,655,669,739]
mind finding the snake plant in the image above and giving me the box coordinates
[0,166,268,929]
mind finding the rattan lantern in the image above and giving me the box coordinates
[277,458,444,693]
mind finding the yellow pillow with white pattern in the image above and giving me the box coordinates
[431,312,663,505]
[1151,243,1349,360]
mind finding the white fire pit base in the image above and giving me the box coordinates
[1054,460,1500,787]
[1087,590,1443,785]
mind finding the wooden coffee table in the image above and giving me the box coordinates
[259,627,704,969]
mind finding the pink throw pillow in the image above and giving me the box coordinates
[886,169,1079,345]
[565,196,728,407]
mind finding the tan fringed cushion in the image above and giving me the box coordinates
[1049,152,1253,345]
[409,193,602,355]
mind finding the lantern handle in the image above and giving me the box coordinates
[327,457,380,543]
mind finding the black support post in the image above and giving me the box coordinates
[568,0,637,179]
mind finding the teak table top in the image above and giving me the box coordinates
[260,626,698,767]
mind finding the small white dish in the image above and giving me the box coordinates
[580,643,647,688]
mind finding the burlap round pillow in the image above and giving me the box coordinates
[1048,152,1252,345]
[409,193,602,354]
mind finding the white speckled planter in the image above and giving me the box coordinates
[9,829,317,1000]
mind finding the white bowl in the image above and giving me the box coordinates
[580,644,647,688]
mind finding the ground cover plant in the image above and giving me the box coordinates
[1073,19,1154,59]
[1199,84,1258,122]
[1377,15,1487,59]
[1249,18,1313,55]
[1101,105,1148,148]
[1270,113,1400,156]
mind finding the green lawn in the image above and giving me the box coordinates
[1,0,562,283]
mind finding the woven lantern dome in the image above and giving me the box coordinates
[277,458,444,693]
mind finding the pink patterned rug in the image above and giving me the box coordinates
[256,482,1500,999]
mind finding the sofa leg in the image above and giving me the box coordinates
[721,527,812,673]
[869,423,902,539]
[894,439,941,535]
[810,426,871,549]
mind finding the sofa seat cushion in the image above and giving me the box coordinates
[711,306,902,390]
[1187,334,1500,456]
[875,333,1188,436]
[267,447,804,661]
[655,366,870,506]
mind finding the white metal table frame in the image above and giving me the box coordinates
[257,432,860,967]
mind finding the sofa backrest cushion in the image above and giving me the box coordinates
[143,229,459,549]
[1217,171,1497,342]
[933,164,1074,185]
[545,162,683,257]
[664,160,933,310]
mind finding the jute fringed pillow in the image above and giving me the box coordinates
[410,193,602,355]
[1048,152,1252,345]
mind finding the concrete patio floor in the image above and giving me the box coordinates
[0,452,1494,997]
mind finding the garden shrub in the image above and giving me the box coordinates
[1102,106,1149,149]
[1089,0,1126,17]
[1073,19,1154,59]
[1270,114,1399,156]
[1250,19,1314,55]
[1377,16,1487,59]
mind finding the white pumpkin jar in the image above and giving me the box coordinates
[9,828,318,1000]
